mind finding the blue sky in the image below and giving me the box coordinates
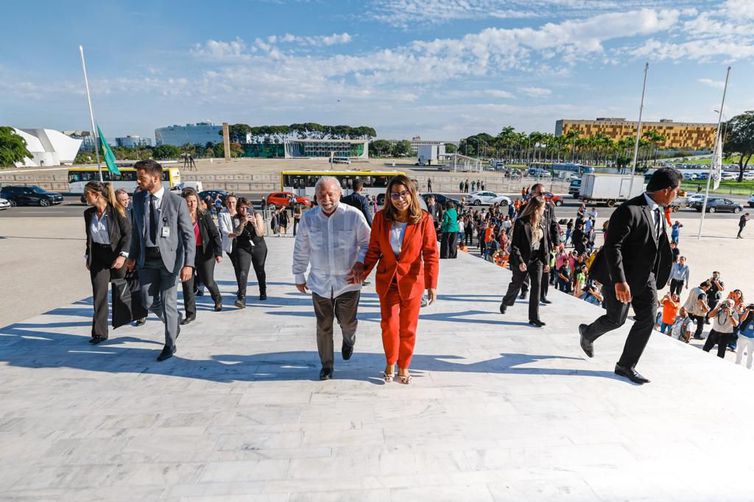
[2,0,754,141]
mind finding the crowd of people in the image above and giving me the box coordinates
[81,162,751,382]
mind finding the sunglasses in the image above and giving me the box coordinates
[390,190,411,200]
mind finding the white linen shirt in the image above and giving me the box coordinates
[292,203,370,298]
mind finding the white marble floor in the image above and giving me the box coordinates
[1,236,753,501]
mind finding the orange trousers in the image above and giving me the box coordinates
[379,283,422,368]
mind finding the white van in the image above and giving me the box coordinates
[332,156,351,165]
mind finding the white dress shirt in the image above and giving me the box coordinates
[90,211,110,244]
[218,209,234,254]
[643,192,662,238]
[292,203,371,298]
[150,186,165,209]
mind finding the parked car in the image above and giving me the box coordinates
[720,171,737,180]
[568,179,581,198]
[748,195,754,208]
[690,197,744,213]
[463,191,499,206]
[527,167,552,178]
[489,194,512,206]
[0,197,10,210]
[543,192,563,207]
[420,192,463,208]
[0,185,64,207]
[266,191,312,209]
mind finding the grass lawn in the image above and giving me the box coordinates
[682,179,754,196]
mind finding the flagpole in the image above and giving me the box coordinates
[79,45,103,182]
[697,66,731,239]
[628,62,649,198]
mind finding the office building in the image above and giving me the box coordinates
[115,135,152,148]
[155,122,222,146]
[555,118,717,150]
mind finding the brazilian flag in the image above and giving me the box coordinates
[96,125,120,175]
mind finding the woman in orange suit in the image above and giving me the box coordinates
[352,175,439,384]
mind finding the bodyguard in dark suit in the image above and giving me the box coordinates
[125,160,195,361]
[579,168,682,384]
[499,196,550,327]
[341,179,373,226]
[83,181,131,344]
[180,188,224,324]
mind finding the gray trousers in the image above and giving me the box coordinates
[139,258,180,350]
[312,290,360,369]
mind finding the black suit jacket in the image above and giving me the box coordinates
[509,216,549,268]
[589,194,673,290]
[341,191,372,226]
[196,211,222,257]
[84,205,131,267]
[519,199,559,251]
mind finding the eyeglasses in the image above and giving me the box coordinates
[390,190,410,200]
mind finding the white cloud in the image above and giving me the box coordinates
[521,86,552,97]
[268,32,352,46]
[698,78,726,89]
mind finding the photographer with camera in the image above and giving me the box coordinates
[735,305,754,369]
[703,299,739,359]
[683,281,711,340]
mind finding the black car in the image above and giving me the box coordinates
[690,197,744,213]
[421,192,463,208]
[0,185,64,207]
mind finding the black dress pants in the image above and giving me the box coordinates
[182,247,221,317]
[669,279,684,296]
[703,329,730,358]
[234,241,268,299]
[440,232,457,259]
[691,314,706,339]
[502,260,543,322]
[89,243,125,339]
[583,276,658,369]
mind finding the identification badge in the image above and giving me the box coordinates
[161,227,170,238]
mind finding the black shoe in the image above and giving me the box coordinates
[499,303,507,314]
[541,299,552,304]
[319,367,333,380]
[196,289,204,297]
[259,293,267,301]
[342,341,354,361]
[579,324,593,358]
[133,318,146,327]
[214,299,222,312]
[157,345,176,362]
[89,336,107,344]
[614,364,650,384]
[180,314,196,326]
[528,320,545,327]
[519,291,527,300]
[234,298,246,309]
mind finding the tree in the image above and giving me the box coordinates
[369,139,393,157]
[724,112,754,182]
[0,127,32,167]
[391,140,412,157]
[445,143,457,154]
[152,144,181,160]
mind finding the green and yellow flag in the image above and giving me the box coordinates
[96,125,120,175]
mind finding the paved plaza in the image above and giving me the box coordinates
[1,237,754,501]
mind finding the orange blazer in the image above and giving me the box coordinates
[362,210,439,300]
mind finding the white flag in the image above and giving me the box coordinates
[711,135,723,190]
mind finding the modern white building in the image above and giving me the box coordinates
[13,128,82,167]
[155,122,222,146]
[115,135,152,148]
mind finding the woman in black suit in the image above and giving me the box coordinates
[181,188,223,324]
[499,196,550,327]
[83,181,131,344]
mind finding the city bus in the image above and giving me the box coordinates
[67,167,182,196]
[281,170,405,205]
[528,162,594,179]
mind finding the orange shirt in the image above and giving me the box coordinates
[661,298,680,324]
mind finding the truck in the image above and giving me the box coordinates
[417,144,445,166]
[579,174,644,207]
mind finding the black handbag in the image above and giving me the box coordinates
[111,270,148,329]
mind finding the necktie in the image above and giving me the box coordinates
[149,194,158,243]
[654,208,661,240]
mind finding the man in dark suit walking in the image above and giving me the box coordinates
[126,160,195,361]
[341,179,372,226]
[579,168,682,384]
